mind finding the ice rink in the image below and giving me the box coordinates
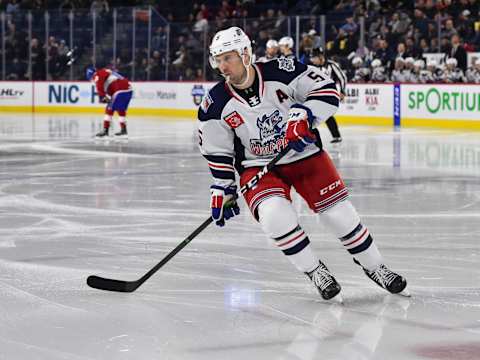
[0,113,479,360]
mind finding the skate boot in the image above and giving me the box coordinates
[305,260,342,300]
[330,137,342,144]
[354,259,408,295]
[114,128,128,139]
[95,128,110,139]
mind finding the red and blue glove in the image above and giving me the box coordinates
[285,104,316,152]
[210,184,240,227]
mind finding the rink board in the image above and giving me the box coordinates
[0,81,479,129]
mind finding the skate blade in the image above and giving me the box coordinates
[94,136,112,141]
[331,294,344,304]
[396,288,411,297]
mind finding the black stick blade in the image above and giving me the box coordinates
[87,275,139,293]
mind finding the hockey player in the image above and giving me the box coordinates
[441,58,466,83]
[411,59,425,83]
[86,66,133,138]
[349,56,370,83]
[278,36,295,60]
[425,59,440,83]
[466,58,480,83]
[198,26,408,301]
[402,57,416,83]
[309,46,346,143]
[390,57,407,83]
[370,59,388,82]
[257,39,279,63]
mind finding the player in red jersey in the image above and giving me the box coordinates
[86,66,133,138]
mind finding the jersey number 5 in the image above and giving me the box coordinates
[307,71,327,82]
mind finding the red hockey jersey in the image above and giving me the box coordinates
[93,68,131,97]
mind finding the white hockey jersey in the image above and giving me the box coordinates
[465,67,480,83]
[198,58,339,187]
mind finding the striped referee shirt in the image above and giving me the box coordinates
[314,60,347,95]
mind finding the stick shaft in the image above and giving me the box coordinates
[87,146,290,292]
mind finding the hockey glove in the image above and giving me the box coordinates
[285,104,316,152]
[210,184,240,227]
[100,95,111,104]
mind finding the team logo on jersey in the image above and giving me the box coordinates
[200,92,213,112]
[277,58,295,72]
[192,85,206,106]
[224,111,244,128]
[250,109,287,156]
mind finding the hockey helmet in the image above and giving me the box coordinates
[266,39,279,49]
[371,59,382,68]
[352,56,363,65]
[446,57,457,67]
[278,36,294,49]
[209,27,253,69]
[414,59,425,69]
[85,66,96,81]
[405,57,415,65]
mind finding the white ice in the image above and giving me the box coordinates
[0,114,479,360]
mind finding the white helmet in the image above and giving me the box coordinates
[352,56,363,65]
[446,57,457,66]
[405,57,415,64]
[266,39,278,48]
[371,59,382,68]
[209,27,252,69]
[414,59,425,69]
[278,36,294,48]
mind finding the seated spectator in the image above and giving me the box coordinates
[442,19,458,39]
[193,11,208,33]
[340,17,358,34]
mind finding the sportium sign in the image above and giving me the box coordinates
[403,85,480,119]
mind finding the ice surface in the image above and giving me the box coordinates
[0,114,479,360]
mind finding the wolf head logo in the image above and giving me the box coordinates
[256,109,284,142]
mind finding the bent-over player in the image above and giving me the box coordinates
[86,66,133,139]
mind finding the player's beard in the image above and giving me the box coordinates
[229,66,250,88]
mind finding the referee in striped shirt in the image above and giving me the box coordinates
[309,47,347,143]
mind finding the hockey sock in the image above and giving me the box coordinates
[119,117,126,130]
[258,197,318,273]
[320,200,382,271]
[103,114,112,130]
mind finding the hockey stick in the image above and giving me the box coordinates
[87,145,291,292]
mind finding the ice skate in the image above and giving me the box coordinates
[114,128,128,140]
[330,137,342,144]
[306,260,342,301]
[354,259,409,296]
[95,128,110,139]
